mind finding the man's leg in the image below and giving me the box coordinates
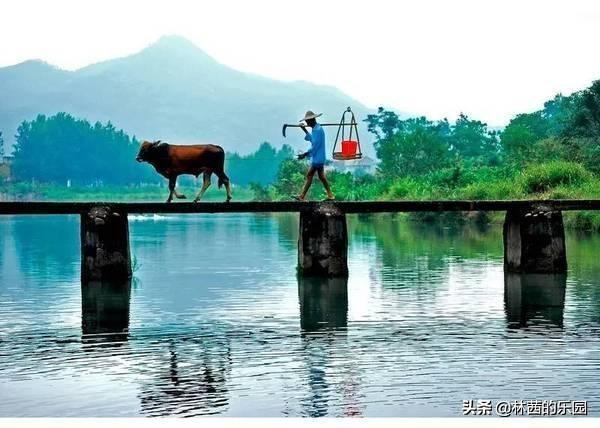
[298,166,317,200]
[317,167,335,199]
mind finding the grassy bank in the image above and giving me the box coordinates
[1,161,598,231]
[0,182,254,202]
[255,160,600,232]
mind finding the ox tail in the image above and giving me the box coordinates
[214,146,229,189]
[218,172,230,189]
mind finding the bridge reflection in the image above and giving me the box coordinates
[504,273,567,329]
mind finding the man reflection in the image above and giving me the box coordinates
[81,279,131,343]
[138,337,231,416]
[504,273,567,329]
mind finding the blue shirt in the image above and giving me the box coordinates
[304,123,326,166]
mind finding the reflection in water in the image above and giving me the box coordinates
[298,276,348,332]
[298,276,358,417]
[81,280,131,343]
[1,215,600,416]
[504,273,567,328]
[137,336,231,417]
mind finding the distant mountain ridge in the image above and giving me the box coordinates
[0,35,373,155]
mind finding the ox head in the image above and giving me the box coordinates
[136,140,161,163]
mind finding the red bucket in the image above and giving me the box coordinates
[341,140,358,157]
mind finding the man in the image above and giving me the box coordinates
[293,110,335,201]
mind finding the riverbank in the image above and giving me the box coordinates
[0,182,253,202]
[254,160,600,232]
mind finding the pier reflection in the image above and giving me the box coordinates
[298,276,348,332]
[504,273,567,329]
[81,279,131,343]
[297,276,359,417]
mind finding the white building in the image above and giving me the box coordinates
[329,156,378,175]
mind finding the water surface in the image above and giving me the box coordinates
[0,213,599,416]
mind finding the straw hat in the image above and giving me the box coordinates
[299,110,322,122]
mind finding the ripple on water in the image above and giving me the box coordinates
[0,214,599,416]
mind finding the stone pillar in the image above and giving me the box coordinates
[81,206,132,281]
[503,207,567,273]
[298,204,348,277]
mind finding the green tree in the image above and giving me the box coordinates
[365,107,402,140]
[561,81,600,173]
[449,114,499,163]
[227,142,294,186]
[373,115,450,178]
[0,131,8,180]
[272,158,307,197]
[12,113,150,185]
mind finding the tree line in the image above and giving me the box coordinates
[5,79,600,197]
[254,80,599,232]
[8,113,293,186]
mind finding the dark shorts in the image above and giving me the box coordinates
[309,163,324,172]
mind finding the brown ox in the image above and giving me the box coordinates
[136,140,232,203]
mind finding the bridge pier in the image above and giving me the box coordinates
[80,206,132,281]
[298,204,348,277]
[503,207,567,273]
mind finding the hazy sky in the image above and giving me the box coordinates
[2,0,600,126]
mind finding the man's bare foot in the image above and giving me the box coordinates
[292,195,304,201]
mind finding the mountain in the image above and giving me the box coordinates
[0,35,373,155]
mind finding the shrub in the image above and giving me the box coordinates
[385,177,424,199]
[520,161,592,193]
[458,181,521,200]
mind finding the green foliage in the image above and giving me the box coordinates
[519,161,592,193]
[0,181,254,202]
[227,142,294,186]
[364,107,402,140]
[562,80,600,139]
[374,116,451,178]
[385,177,426,199]
[272,158,307,198]
[325,171,384,201]
[366,109,501,179]
[449,114,500,162]
[12,113,151,185]
[457,181,521,200]
[249,182,272,202]
[0,131,7,181]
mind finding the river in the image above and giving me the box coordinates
[0,213,599,416]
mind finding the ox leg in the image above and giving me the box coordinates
[216,171,232,202]
[193,172,212,203]
[172,177,186,200]
[167,177,175,203]
[167,176,186,202]
[224,180,232,202]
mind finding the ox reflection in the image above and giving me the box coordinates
[137,336,232,416]
[504,273,567,329]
